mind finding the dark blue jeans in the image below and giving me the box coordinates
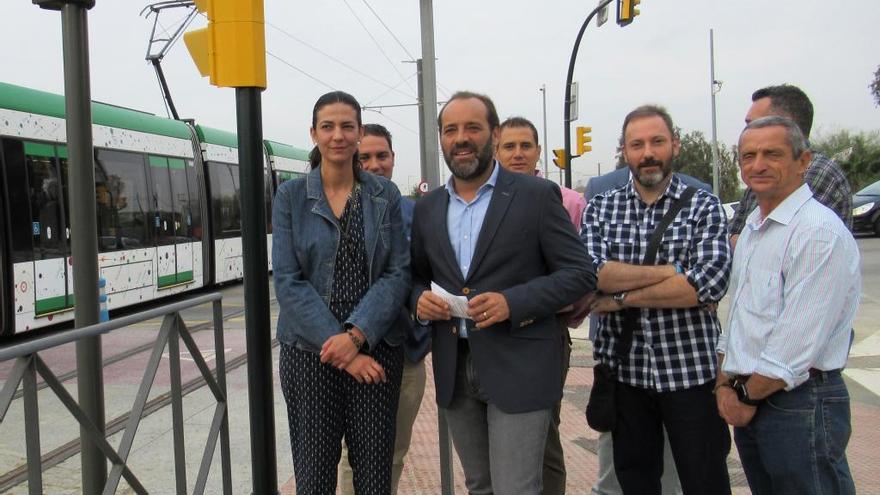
[734,371,855,495]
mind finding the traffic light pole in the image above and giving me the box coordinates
[33,1,107,492]
[563,0,614,189]
[235,87,278,495]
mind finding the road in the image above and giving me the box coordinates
[845,234,880,404]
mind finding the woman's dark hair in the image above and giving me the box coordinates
[308,91,363,172]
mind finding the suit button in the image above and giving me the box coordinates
[462,287,470,295]
[452,326,458,335]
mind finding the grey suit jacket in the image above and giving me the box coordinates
[410,166,596,413]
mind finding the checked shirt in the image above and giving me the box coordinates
[729,150,852,235]
[581,174,731,392]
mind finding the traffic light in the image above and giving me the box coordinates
[553,149,568,169]
[184,0,267,88]
[577,126,593,155]
[616,0,641,26]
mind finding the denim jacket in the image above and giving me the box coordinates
[272,166,411,352]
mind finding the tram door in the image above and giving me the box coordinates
[0,140,8,333]
[149,156,195,289]
[24,142,73,317]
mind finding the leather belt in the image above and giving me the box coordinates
[736,368,841,382]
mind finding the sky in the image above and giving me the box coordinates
[2,0,878,193]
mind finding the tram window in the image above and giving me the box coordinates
[185,160,202,240]
[167,158,192,240]
[95,149,150,251]
[1,139,34,263]
[24,142,65,260]
[149,156,176,246]
[207,161,241,239]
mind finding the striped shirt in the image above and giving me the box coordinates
[718,184,860,390]
[582,175,731,392]
[729,150,852,234]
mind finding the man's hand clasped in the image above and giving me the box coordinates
[417,289,510,329]
[466,292,510,329]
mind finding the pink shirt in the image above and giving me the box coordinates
[560,186,586,233]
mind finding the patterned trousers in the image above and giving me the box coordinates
[280,342,403,495]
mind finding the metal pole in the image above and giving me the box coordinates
[709,29,721,196]
[419,0,441,189]
[235,87,278,495]
[57,4,107,492]
[564,0,614,189]
[416,58,428,191]
[541,84,549,179]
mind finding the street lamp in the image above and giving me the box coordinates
[562,0,615,188]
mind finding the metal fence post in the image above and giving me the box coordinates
[22,356,42,495]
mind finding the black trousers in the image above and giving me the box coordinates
[613,381,731,495]
[280,342,403,495]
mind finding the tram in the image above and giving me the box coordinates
[0,82,310,335]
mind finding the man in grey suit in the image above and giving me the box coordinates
[583,165,710,495]
[411,91,595,494]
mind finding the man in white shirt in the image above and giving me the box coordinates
[716,115,859,495]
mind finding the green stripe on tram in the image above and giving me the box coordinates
[24,141,56,158]
[149,155,168,168]
[0,82,192,140]
[168,158,186,170]
[35,294,74,315]
[195,125,238,148]
[158,270,194,288]
[265,140,310,161]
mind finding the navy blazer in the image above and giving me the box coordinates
[410,166,595,413]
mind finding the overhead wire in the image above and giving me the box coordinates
[358,0,452,100]
[341,0,416,94]
[361,0,415,61]
[364,71,418,106]
[266,50,336,91]
[363,108,420,136]
[266,21,416,100]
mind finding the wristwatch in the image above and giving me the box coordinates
[731,378,762,406]
[612,292,628,308]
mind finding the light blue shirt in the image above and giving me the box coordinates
[718,184,860,390]
[444,163,499,337]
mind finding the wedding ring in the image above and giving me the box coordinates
[483,311,488,320]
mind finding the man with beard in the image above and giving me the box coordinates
[410,91,595,494]
[581,105,732,494]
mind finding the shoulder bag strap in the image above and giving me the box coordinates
[614,186,698,366]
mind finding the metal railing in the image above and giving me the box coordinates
[0,292,231,495]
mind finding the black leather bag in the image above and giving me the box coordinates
[584,186,697,433]
[586,362,618,432]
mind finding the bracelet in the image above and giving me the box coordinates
[345,328,364,350]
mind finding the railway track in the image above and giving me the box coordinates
[0,296,278,492]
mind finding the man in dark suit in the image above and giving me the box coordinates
[410,91,595,494]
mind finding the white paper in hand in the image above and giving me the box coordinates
[431,281,472,320]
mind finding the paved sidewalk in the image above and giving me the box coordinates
[279,333,880,493]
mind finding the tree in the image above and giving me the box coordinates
[674,130,741,202]
[812,129,880,193]
[872,65,880,107]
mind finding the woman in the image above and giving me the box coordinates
[273,90,410,494]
